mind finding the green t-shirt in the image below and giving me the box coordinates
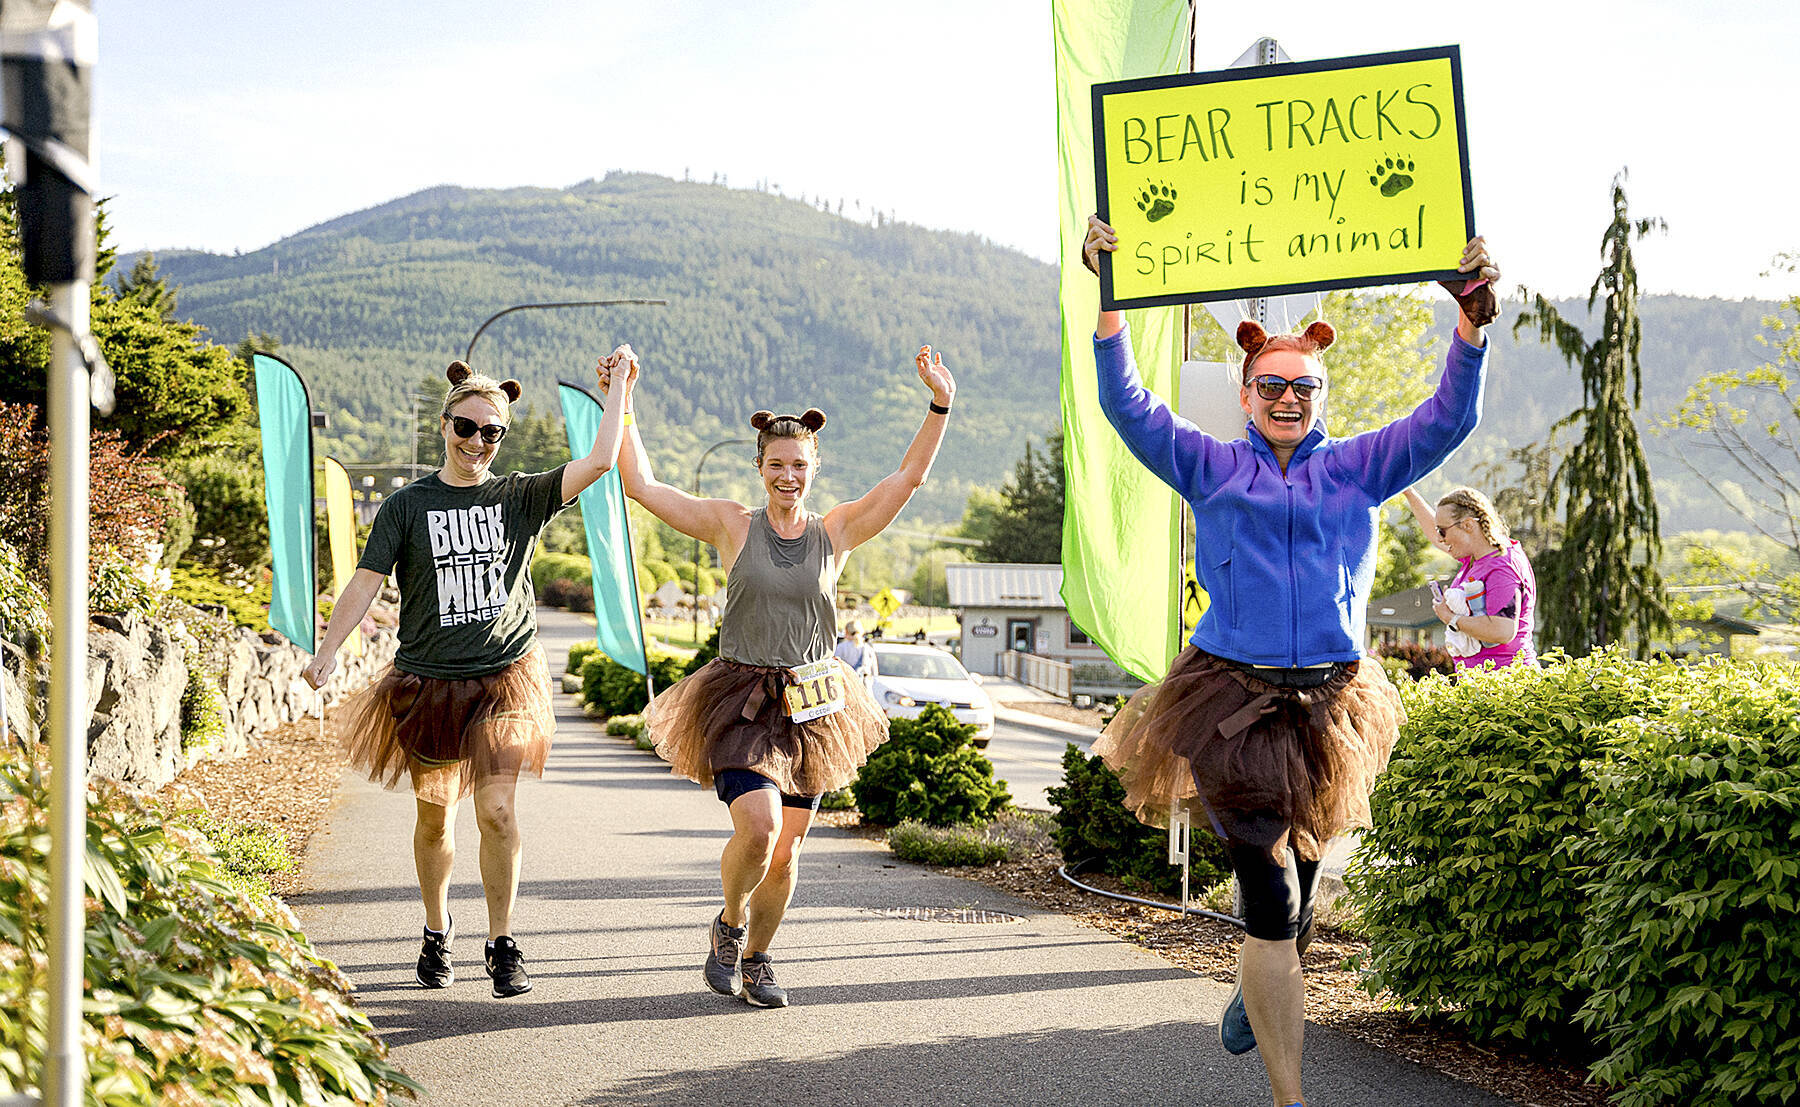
[358,466,571,679]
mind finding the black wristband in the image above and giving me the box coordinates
[928,400,951,416]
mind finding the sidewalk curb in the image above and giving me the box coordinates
[992,703,1101,745]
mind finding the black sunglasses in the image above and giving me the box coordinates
[448,415,508,444]
[1247,374,1325,402]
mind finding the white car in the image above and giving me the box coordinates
[869,643,995,747]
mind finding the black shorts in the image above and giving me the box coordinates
[714,768,823,812]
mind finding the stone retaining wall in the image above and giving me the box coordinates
[1,603,394,789]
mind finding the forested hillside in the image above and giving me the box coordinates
[139,172,1788,531]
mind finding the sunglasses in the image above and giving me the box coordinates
[448,415,508,444]
[1247,374,1325,402]
[1436,517,1472,539]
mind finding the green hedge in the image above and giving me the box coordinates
[0,748,420,1104]
[887,819,1011,866]
[579,649,690,716]
[568,639,599,675]
[1349,649,1689,1045]
[1577,663,1800,1106]
[639,557,677,589]
[853,704,1010,826]
[1047,743,1229,896]
[529,552,590,594]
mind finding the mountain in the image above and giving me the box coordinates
[139,172,1789,533]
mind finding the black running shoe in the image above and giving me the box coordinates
[485,935,532,998]
[416,917,453,989]
[704,912,747,997]
[741,952,789,1008]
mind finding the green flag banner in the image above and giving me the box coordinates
[1055,0,1187,682]
[557,381,648,676]
[253,352,316,652]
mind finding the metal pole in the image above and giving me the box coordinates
[691,438,754,646]
[46,279,89,1107]
[464,298,669,365]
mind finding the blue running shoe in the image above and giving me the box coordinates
[1220,980,1257,1055]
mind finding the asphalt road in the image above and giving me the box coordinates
[983,708,1096,811]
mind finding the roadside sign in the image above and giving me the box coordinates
[871,588,900,620]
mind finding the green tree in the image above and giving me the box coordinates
[1469,439,1567,561]
[977,431,1063,564]
[114,252,178,321]
[1512,173,1670,656]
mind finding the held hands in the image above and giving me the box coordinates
[1439,236,1501,328]
[300,653,335,691]
[916,345,955,406]
[595,344,640,398]
[1082,214,1118,276]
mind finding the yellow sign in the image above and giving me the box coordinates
[1094,46,1473,309]
[870,588,900,620]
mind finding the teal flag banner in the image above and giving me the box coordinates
[253,352,316,652]
[557,381,647,676]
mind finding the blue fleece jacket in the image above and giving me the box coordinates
[1095,324,1488,667]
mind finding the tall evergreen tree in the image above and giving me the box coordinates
[978,431,1064,564]
[1512,173,1670,656]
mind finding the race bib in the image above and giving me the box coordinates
[783,658,846,723]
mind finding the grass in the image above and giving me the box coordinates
[887,811,1055,866]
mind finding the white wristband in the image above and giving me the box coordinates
[1447,614,1462,632]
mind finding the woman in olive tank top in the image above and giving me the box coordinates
[604,344,956,1008]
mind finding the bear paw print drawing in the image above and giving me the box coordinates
[1136,181,1177,222]
[1369,155,1416,197]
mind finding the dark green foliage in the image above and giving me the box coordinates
[166,452,270,574]
[0,747,421,1104]
[685,628,721,675]
[178,648,225,754]
[1047,744,1229,896]
[580,649,687,716]
[1348,649,1688,1047]
[887,819,1012,866]
[974,431,1064,565]
[1577,663,1800,1106]
[564,582,595,613]
[530,552,590,593]
[1512,174,1670,656]
[853,704,1010,826]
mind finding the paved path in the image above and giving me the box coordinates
[289,608,1515,1106]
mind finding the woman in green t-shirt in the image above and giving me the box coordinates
[302,353,636,999]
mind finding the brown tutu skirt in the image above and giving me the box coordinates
[335,646,556,807]
[1093,646,1402,863]
[645,657,890,796]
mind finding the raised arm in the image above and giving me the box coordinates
[824,345,955,553]
[601,352,747,559]
[1082,214,1124,340]
[1403,487,1454,554]
[1445,236,1501,347]
[300,567,387,689]
[561,343,638,502]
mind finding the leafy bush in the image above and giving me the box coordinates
[178,646,226,754]
[181,814,296,903]
[564,581,595,613]
[819,787,857,811]
[529,552,590,594]
[168,562,271,630]
[852,704,1009,826]
[888,819,1012,866]
[580,649,688,716]
[165,453,269,573]
[0,747,421,1104]
[1047,743,1228,896]
[567,639,599,675]
[685,627,721,675]
[1576,663,1800,1106]
[605,714,645,739]
[1374,639,1454,680]
[1347,648,1688,1046]
[639,557,677,589]
[88,549,164,619]
[0,538,47,648]
[634,562,656,595]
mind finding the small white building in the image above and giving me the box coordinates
[945,562,1138,696]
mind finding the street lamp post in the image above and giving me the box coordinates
[692,437,754,646]
[464,298,669,365]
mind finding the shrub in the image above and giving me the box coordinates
[0,539,47,648]
[165,453,269,573]
[0,747,421,1104]
[168,562,271,630]
[540,576,576,607]
[580,649,688,716]
[181,813,296,903]
[529,552,590,594]
[852,704,1010,826]
[684,627,721,675]
[634,562,656,595]
[178,646,226,754]
[1374,640,1454,680]
[1047,743,1228,896]
[1575,662,1800,1106]
[819,787,857,811]
[564,581,595,613]
[1347,648,1689,1047]
[567,639,599,675]
[88,548,164,619]
[639,557,677,589]
[888,819,1012,866]
[605,714,645,739]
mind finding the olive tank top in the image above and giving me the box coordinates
[718,509,842,668]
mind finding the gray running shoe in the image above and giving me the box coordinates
[485,935,532,998]
[740,952,789,1008]
[704,912,746,996]
[1219,980,1256,1054]
[416,917,453,988]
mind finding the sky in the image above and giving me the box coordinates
[94,0,1798,302]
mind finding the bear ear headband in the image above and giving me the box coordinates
[749,408,828,432]
[445,360,522,402]
[1235,320,1338,379]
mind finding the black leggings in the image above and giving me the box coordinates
[1229,841,1322,942]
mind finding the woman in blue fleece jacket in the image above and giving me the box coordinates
[1082,214,1499,1107]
